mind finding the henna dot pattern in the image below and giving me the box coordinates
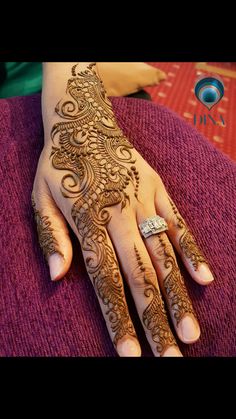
[50,63,141,345]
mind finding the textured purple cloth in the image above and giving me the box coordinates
[0,94,235,357]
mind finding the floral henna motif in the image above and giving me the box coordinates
[134,245,176,356]
[168,197,206,270]
[31,196,61,260]
[156,234,195,325]
[50,63,138,346]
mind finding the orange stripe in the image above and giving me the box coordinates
[195,63,236,79]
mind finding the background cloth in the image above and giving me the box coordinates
[0,94,235,356]
[0,62,42,98]
[146,62,236,161]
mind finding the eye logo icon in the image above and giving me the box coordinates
[194,75,224,110]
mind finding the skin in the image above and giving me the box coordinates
[32,62,215,357]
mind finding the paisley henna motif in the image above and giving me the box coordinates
[50,63,138,345]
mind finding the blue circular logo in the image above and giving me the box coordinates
[194,76,224,110]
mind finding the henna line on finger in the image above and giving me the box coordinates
[134,245,176,356]
[31,196,62,260]
[50,63,140,345]
[168,197,206,270]
[155,234,196,325]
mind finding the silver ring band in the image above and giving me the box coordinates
[139,215,168,238]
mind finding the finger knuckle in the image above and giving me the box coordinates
[129,262,157,287]
[152,236,173,262]
[165,209,180,230]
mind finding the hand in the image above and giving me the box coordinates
[32,62,214,357]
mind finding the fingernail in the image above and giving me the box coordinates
[162,346,183,357]
[197,264,214,283]
[48,253,64,281]
[179,315,200,343]
[117,338,141,357]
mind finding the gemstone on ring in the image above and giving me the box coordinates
[139,215,168,238]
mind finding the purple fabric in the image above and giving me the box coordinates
[0,94,235,357]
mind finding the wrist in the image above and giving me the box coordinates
[42,62,111,142]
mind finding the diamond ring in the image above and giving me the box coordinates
[139,215,168,238]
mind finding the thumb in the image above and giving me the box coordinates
[32,182,73,282]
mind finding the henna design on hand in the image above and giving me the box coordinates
[50,63,139,345]
[156,233,195,325]
[168,197,206,270]
[134,245,176,356]
[31,196,61,260]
